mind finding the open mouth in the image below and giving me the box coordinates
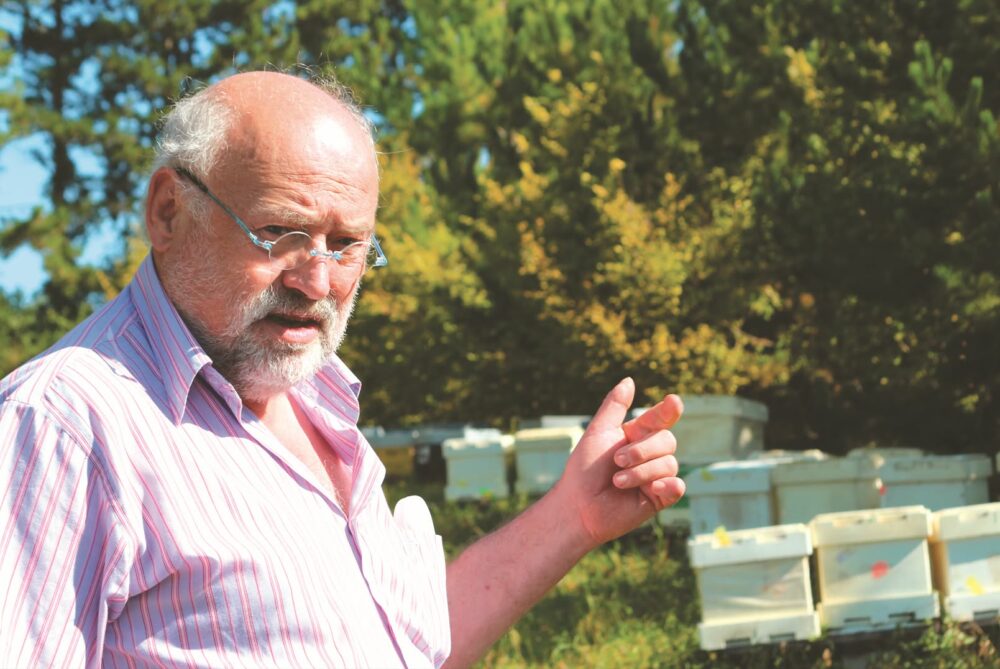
[265,312,323,329]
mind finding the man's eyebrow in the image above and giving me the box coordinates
[244,204,313,228]
[246,203,373,236]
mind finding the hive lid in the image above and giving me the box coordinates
[364,427,419,449]
[772,456,877,484]
[686,460,777,495]
[846,447,925,467]
[519,415,591,429]
[688,523,812,568]
[810,505,932,546]
[442,434,514,457]
[932,502,1000,541]
[877,454,993,483]
[748,449,829,463]
[513,426,584,450]
[673,395,769,423]
[417,425,502,444]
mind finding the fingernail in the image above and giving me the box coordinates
[614,451,628,467]
[613,472,628,487]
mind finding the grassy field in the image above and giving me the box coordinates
[384,480,1000,669]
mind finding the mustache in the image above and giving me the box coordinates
[233,285,338,334]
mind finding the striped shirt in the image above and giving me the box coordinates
[0,256,451,668]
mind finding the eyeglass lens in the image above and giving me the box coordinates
[268,231,376,271]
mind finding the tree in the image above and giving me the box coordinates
[667,0,1000,453]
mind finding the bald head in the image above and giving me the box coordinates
[209,73,376,183]
[153,71,377,187]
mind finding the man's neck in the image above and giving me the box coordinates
[247,390,353,511]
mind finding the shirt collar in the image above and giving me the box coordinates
[130,255,214,425]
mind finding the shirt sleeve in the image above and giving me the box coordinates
[0,400,132,669]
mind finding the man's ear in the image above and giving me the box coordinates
[146,168,183,252]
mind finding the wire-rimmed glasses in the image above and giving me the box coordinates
[174,167,388,273]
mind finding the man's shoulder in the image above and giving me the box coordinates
[1,292,152,417]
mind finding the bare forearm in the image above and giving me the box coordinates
[443,486,593,669]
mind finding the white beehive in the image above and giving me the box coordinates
[930,503,1000,622]
[877,454,992,511]
[656,456,720,530]
[443,434,515,501]
[688,451,832,536]
[513,426,584,494]
[688,523,820,650]
[687,460,778,536]
[811,506,938,634]
[773,457,881,525]
[667,395,769,460]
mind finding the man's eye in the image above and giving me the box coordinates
[330,237,362,251]
[260,225,295,238]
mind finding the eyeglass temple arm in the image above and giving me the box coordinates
[370,234,388,267]
[174,167,272,250]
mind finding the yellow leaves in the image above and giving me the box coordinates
[784,46,821,106]
[547,68,563,83]
[609,158,626,174]
[510,130,530,155]
[945,231,964,245]
[522,96,551,125]
[517,160,547,201]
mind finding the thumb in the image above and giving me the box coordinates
[585,377,635,436]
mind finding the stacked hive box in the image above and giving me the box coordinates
[811,506,938,634]
[652,396,769,528]
[513,426,584,494]
[686,451,829,536]
[414,425,502,483]
[443,434,515,501]
[363,427,419,479]
[686,460,776,536]
[688,523,820,650]
[671,395,769,460]
[773,457,882,525]
[930,502,1000,622]
[876,454,992,511]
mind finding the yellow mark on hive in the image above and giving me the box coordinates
[966,576,985,596]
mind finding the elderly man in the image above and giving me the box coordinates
[0,71,684,668]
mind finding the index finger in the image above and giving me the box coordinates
[622,394,683,443]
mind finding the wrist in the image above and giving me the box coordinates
[540,480,603,556]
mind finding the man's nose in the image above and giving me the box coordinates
[281,255,331,300]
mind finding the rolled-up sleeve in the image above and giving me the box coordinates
[0,400,131,669]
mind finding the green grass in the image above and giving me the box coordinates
[384,480,1000,668]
